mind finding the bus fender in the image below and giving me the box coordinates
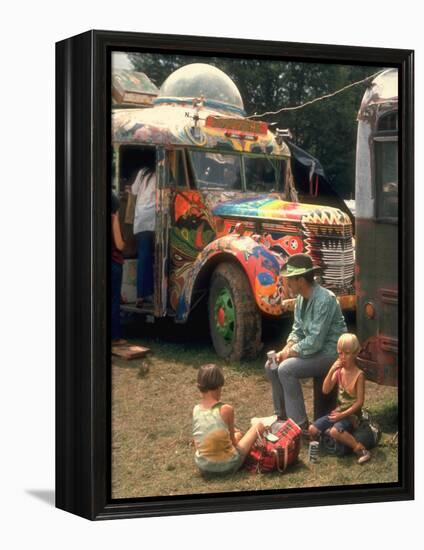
[174,233,287,322]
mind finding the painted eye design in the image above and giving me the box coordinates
[290,239,298,250]
[257,272,274,285]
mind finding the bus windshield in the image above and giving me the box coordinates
[245,156,285,193]
[189,150,286,193]
[189,151,242,191]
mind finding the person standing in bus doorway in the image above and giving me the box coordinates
[111,192,126,345]
[130,151,156,307]
[264,253,347,432]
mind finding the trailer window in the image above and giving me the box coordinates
[378,111,398,133]
[375,140,398,219]
[245,157,285,193]
[189,151,242,191]
[375,111,398,220]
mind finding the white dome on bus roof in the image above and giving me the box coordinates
[155,63,245,116]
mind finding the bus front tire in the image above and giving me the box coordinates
[208,262,262,361]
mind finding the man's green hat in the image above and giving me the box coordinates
[281,253,321,278]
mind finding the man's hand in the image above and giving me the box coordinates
[276,348,287,362]
[276,343,296,362]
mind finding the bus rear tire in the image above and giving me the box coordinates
[208,262,262,361]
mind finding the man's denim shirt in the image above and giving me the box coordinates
[288,283,347,358]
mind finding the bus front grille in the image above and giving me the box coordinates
[303,223,355,293]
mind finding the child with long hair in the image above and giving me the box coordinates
[192,364,265,475]
[308,333,371,464]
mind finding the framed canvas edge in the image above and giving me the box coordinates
[55,29,414,521]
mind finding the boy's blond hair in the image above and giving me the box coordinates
[337,333,360,355]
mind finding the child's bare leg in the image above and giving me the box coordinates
[308,425,320,440]
[329,427,364,452]
[237,423,265,455]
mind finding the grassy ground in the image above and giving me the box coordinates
[111,315,398,499]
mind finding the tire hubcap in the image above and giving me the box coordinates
[214,288,235,342]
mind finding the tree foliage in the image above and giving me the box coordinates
[128,53,382,198]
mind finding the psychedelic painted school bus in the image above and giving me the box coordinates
[355,69,398,386]
[112,63,355,360]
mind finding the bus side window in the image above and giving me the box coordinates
[374,111,398,220]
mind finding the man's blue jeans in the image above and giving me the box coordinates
[136,231,154,299]
[265,353,337,425]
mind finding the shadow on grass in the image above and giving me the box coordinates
[195,456,309,487]
[118,312,294,376]
[116,310,361,380]
[111,352,155,377]
[371,401,398,433]
[118,301,356,364]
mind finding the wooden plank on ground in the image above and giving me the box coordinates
[112,344,151,360]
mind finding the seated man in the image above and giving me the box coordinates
[265,253,347,431]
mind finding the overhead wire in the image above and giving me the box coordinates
[246,69,383,119]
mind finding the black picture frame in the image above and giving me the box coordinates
[56,29,414,520]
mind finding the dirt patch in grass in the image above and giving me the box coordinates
[111,324,398,499]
